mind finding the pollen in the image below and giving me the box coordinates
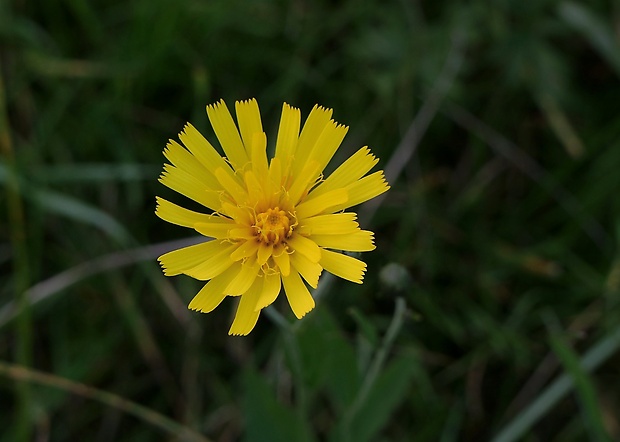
[254,207,293,244]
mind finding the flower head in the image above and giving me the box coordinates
[156,99,389,335]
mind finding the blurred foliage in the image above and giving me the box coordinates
[1,0,620,440]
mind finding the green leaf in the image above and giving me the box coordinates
[349,307,380,347]
[549,330,610,441]
[32,189,132,245]
[559,2,620,76]
[293,310,360,409]
[348,352,416,442]
[242,369,314,442]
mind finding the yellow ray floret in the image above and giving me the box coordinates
[329,171,390,213]
[155,197,213,228]
[319,249,367,284]
[255,272,282,311]
[158,239,224,276]
[290,251,323,288]
[206,100,249,170]
[178,123,232,175]
[235,98,263,152]
[297,213,360,236]
[294,188,348,220]
[159,164,221,210]
[282,271,316,319]
[311,230,376,252]
[274,103,301,170]
[156,98,389,335]
[163,140,220,192]
[184,243,237,281]
[188,264,241,312]
[309,146,378,198]
[228,279,262,336]
[292,104,333,175]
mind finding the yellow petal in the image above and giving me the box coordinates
[292,105,333,176]
[268,156,283,188]
[188,264,241,312]
[244,170,265,207]
[274,103,301,170]
[215,167,248,205]
[220,202,254,225]
[228,279,262,336]
[164,140,220,190]
[255,272,281,310]
[312,230,376,252]
[309,146,378,199]
[188,282,227,313]
[250,132,269,180]
[206,99,249,171]
[158,240,223,276]
[320,249,367,284]
[282,271,315,319]
[257,242,274,266]
[194,217,242,239]
[235,98,263,151]
[290,251,322,288]
[159,165,221,210]
[224,260,260,295]
[328,171,390,212]
[297,212,359,236]
[304,120,348,179]
[272,246,290,276]
[227,226,257,240]
[179,123,232,175]
[295,188,348,219]
[155,197,212,228]
[286,160,321,206]
[286,233,321,263]
[185,243,238,280]
[230,239,260,261]
[266,157,283,208]
[163,140,221,191]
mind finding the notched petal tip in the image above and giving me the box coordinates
[331,120,349,132]
[282,102,299,112]
[313,103,332,113]
[235,97,257,106]
[205,98,225,112]
[227,322,255,336]
[158,263,176,277]
[294,302,315,319]
[228,321,256,336]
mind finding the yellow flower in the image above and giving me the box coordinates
[156,99,389,335]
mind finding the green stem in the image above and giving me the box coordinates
[264,307,309,422]
[0,360,212,442]
[0,60,33,441]
[492,324,620,442]
[342,297,407,441]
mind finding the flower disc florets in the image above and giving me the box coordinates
[254,207,294,245]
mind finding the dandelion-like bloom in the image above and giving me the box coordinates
[156,99,389,335]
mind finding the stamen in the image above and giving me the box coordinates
[253,207,294,245]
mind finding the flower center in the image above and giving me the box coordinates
[254,207,292,245]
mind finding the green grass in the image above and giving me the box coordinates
[1,0,620,440]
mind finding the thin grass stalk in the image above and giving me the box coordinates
[341,297,407,442]
[492,324,620,442]
[0,64,33,441]
[0,360,212,442]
